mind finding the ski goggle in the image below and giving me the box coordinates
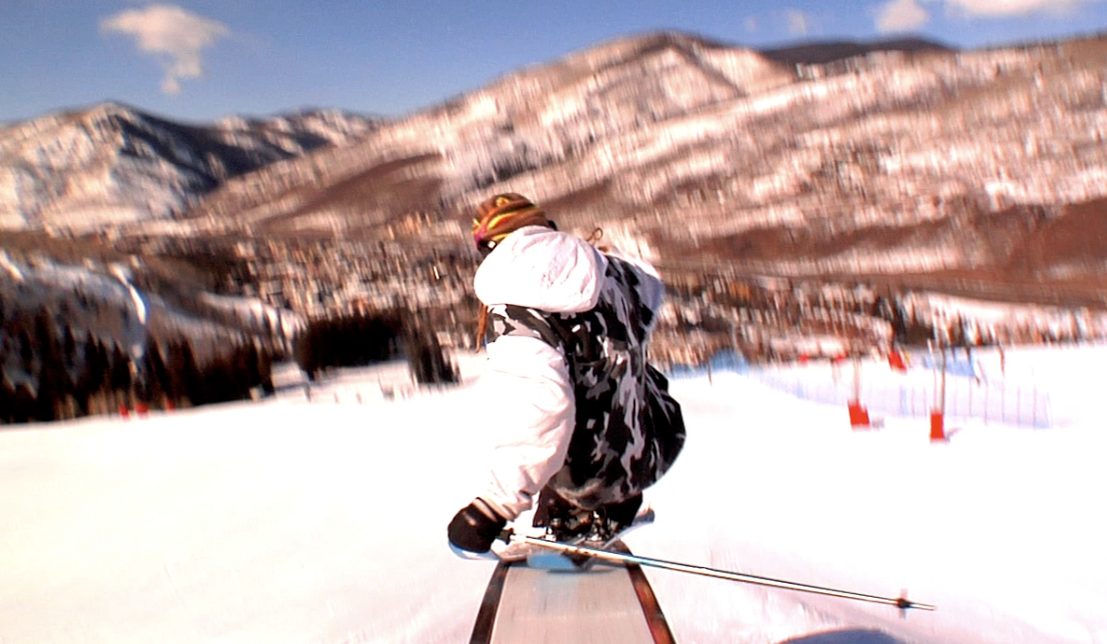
[472,197,550,256]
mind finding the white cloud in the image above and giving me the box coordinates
[101,4,229,95]
[876,0,932,32]
[784,9,811,36]
[943,0,1095,15]
[874,0,1105,33]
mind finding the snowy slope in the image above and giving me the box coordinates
[1,344,1104,643]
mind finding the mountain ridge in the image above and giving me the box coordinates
[2,30,1106,380]
[0,103,381,230]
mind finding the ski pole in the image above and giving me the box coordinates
[510,533,936,612]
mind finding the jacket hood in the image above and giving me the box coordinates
[474,226,607,313]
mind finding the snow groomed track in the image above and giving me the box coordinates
[470,541,675,643]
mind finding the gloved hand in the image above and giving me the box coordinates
[448,499,507,554]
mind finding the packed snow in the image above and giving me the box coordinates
[1,344,1105,643]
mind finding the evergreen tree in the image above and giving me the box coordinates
[407,329,457,385]
[10,384,36,424]
[257,346,275,395]
[74,337,107,416]
[294,325,321,380]
[62,325,77,366]
[164,341,187,405]
[294,312,403,377]
[0,380,12,424]
[202,353,240,404]
[32,311,65,421]
[142,344,169,408]
[17,327,33,374]
[109,344,132,404]
[179,341,205,406]
[238,341,262,391]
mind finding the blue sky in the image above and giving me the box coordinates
[3,0,1106,124]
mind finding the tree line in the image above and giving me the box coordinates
[293,311,458,386]
[1,309,273,425]
[3,307,459,425]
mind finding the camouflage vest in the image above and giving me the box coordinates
[485,255,685,509]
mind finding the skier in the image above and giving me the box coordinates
[447,193,685,557]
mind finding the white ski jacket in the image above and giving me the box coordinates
[472,226,666,520]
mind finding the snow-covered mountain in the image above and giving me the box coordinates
[164,31,1107,307]
[2,31,1106,383]
[0,102,380,230]
[5,33,1106,284]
